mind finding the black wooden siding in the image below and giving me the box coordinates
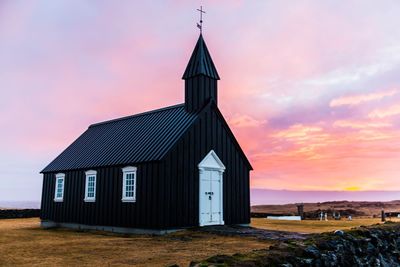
[185,75,218,112]
[158,104,251,228]
[41,162,165,229]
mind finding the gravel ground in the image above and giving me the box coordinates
[197,225,308,241]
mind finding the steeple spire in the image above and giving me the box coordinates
[182,34,220,80]
[183,34,220,113]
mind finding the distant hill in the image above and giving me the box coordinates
[251,189,400,205]
[252,200,400,217]
[0,201,40,209]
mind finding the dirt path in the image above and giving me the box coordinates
[197,225,308,241]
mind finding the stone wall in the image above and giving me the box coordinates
[193,222,400,266]
[0,209,40,219]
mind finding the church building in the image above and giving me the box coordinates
[40,32,253,233]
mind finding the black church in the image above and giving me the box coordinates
[40,33,253,233]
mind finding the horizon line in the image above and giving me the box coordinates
[251,188,400,192]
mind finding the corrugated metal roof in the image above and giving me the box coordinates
[182,34,220,80]
[41,104,198,173]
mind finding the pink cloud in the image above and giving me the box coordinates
[330,89,398,107]
[228,114,266,128]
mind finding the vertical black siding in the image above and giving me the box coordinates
[185,75,218,113]
[160,105,251,228]
[40,162,164,229]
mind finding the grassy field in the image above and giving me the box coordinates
[1,217,397,266]
[0,218,270,267]
[251,217,400,234]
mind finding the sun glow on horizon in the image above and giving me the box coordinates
[344,186,362,191]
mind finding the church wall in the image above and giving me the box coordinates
[160,104,251,228]
[40,162,164,229]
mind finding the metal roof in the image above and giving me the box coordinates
[182,34,220,80]
[41,104,198,173]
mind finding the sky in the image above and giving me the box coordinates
[1,1,400,202]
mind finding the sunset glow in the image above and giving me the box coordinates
[1,1,400,201]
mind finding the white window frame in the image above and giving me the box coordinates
[122,166,137,202]
[54,173,65,202]
[84,170,97,202]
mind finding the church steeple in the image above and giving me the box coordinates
[182,34,220,80]
[183,34,220,113]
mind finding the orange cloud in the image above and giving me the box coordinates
[330,89,398,107]
[368,104,400,119]
[357,129,394,141]
[272,124,329,143]
[228,114,266,128]
[333,120,392,129]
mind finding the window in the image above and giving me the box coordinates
[54,173,65,202]
[84,170,97,202]
[122,166,137,202]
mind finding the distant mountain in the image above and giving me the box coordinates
[251,189,400,205]
[0,201,40,209]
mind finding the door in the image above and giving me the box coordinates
[199,169,223,226]
[198,150,225,226]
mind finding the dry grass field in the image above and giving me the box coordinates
[1,217,397,266]
[0,218,270,267]
[251,217,400,234]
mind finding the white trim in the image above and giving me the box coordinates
[121,166,137,202]
[85,170,97,176]
[84,170,97,202]
[198,150,226,170]
[54,173,65,202]
[122,166,137,172]
[199,150,225,226]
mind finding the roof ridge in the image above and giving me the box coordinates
[89,103,185,128]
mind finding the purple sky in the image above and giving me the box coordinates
[1,1,400,202]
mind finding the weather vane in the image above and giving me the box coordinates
[197,6,206,34]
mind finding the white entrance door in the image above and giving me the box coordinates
[198,150,225,226]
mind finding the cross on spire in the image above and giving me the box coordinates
[196,6,206,34]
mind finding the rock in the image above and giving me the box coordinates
[378,253,391,267]
[334,230,344,236]
[367,242,377,254]
[305,245,320,258]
